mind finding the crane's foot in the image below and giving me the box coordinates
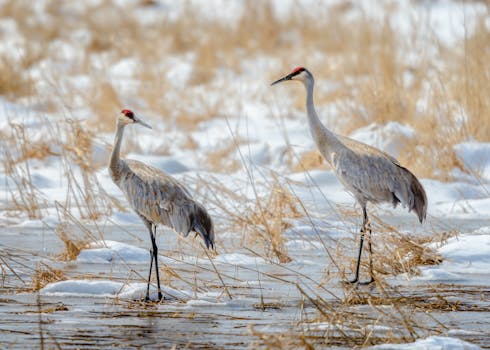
[345,277,358,284]
[343,276,375,285]
[358,276,375,285]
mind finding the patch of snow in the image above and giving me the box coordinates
[126,154,190,174]
[109,58,139,79]
[41,279,124,297]
[186,299,227,307]
[349,122,416,159]
[454,142,490,183]
[369,335,480,350]
[41,279,190,301]
[285,240,324,250]
[214,253,266,266]
[77,240,149,264]
[417,232,490,284]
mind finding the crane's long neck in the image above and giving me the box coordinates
[304,76,343,165]
[109,122,125,182]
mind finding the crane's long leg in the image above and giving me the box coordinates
[145,245,154,301]
[349,217,365,284]
[140,217,154,301]
[348,206,374,284]
[149,225,163,301]
[363,216,375,285]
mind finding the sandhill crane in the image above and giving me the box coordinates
[109,109,215,301]
[272,67,427,284]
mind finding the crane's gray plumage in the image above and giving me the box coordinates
[272,67,427,284]
[109,109,214,301]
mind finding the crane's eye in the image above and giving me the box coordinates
[126,112,134,120]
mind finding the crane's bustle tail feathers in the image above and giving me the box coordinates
[194,222,214,250]
[409,172,427,223]
[189,203,215,250]
[395,166,427,223]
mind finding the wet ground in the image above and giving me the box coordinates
[1,217,489,349]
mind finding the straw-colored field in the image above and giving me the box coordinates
[1,1,489,349]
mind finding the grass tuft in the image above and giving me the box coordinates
[31,264,66,291]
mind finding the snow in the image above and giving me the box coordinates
[125,154,190,174]
[77,240,149,264]
[416,231,490,283]
[1,0,490,348]
[41,279,190,301]
[370,336,480,350]
[214,253,267,266]
[349,122,416,159]
[454,142,490,183]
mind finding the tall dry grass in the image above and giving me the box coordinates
[1,3,485,348]
[1,0,487,179]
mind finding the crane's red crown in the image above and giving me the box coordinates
[292,66,305,75]
[121,109,135,120]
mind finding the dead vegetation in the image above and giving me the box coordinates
[0,1,488,347]
[239,180,302,263]
[55,224,90,261]
[31,264,66,291]
[0,0,488,178]
[374,232,444,278]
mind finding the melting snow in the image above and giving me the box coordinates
[417,230,490,283]
[77,240,149,264]
[349,122,416,159]
[369,335,480,350]
[41,279,191,301]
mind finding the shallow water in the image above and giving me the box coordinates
[1,217,489,349]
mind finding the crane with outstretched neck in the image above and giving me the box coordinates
[272,67,427,284]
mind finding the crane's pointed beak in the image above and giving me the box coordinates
[194,223,215,250]
[271,73,293,86]
[135,117,152,129]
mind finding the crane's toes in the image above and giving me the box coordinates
[342,276,375,285]
[358,276,375,285]
[343,278,359,285]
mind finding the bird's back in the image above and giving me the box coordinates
[332,135,427,222]
[116,159,196,232]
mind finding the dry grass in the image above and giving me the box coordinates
[54,223,90,261]
[1,124,48,219]
[232,177,303,263]
[31,264,66,291]
[0,57,34,98]
[374,232,444,278]
[293,149,328,172]
[205,140,242,173]
[1,3,486,348]
[0,0,488,179]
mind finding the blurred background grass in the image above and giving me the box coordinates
[0,0,489,180]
